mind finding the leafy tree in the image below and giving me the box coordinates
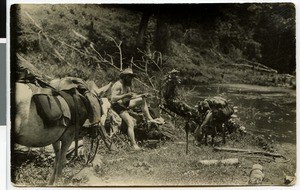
[252,3,295,73]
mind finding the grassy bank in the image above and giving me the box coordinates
[11,127,296,186]
[11,109,296,186]
[14,4,295,88]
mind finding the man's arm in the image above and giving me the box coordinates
[111,82,133,103]
[100,98,110,126]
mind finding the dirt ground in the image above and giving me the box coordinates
[11,131,296,187]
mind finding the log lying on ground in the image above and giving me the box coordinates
[198,158,239,166]
[214,147,287,159]
[14,144,53,155]
[14,140,84,157]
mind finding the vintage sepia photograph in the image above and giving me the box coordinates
[10,3,296,187]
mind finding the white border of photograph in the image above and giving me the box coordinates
[6,0,299,190]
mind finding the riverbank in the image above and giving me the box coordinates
[11,81,296,186]
[182,83,296,144]
[11,120,296,187]
[73,140,296,186]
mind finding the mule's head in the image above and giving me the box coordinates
[162,69,181,102]
[86,80,112,98]
[198,100,210,113]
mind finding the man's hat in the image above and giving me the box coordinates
[119,68,137,78]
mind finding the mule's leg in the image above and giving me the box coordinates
[204,128,208,146]
[222,123,226,144]
[56,137,74,183]
[194,124,203,145]
[49,141,61,185]
[211,133,215,146]
[211,125,217,146]
[194,111,213,142]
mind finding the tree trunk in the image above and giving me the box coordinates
[136,11,152,48]
[154,13,171,53]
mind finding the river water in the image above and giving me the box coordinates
[186,84,296,144]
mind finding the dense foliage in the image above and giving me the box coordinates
[11,3,295,87]
[127,3,295,74]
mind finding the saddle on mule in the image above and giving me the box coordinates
[198,96,234,122]
[14,63,105,184]
[32,89,69,126]
[194,96,234,145]
[17,67,99,128]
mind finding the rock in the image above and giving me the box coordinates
[284,174,296,185]
[71,167,90,185]
[92,154,103,174]
[248,164,264,185]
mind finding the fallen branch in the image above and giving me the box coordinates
[25,11,73,67]
[236,58,275,70]
[109,36,123,70]
[214,147,287,159]
[17,53,53,81]
[225,63,277,73]
[238,155,275,162]
[24,12,159,93]
[25,11,42,30]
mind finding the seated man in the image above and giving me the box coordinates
[110,68,161,150]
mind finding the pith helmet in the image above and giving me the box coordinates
[119,68,137,78]
[168,69,180,74]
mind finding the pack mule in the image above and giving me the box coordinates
[13,78,102,185]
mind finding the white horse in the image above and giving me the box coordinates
[12,81,102,185]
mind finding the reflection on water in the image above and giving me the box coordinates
[188,84,296,144]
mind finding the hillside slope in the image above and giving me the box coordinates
[11,4,295,87]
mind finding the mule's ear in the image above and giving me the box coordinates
[97,82,112,98]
